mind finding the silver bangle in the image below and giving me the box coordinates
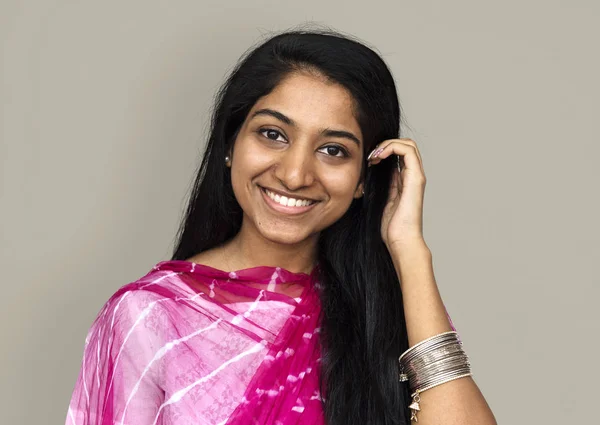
[398,331,472,422]
[399,331,458,363]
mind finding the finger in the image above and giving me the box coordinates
[367,142,423,177]
[367,139,423,169]
[394,139,423,170]
[397,138,423,167]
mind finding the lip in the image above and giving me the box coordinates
[259,186,319,215]
[260,186,319,202]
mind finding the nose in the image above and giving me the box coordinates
[273,146,315,191]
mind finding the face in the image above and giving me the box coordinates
[229,71,364,246]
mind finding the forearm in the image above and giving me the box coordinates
[391,241,497,425]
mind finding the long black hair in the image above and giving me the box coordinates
[172,27,411,425]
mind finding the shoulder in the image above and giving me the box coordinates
[89,266,184,339]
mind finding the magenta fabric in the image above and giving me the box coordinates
[65,260,325,425]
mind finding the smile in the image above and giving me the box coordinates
[264,188,316,207]
[260,187,319,214]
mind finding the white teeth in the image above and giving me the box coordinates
[264,189,314,208]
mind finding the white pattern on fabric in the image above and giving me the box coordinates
[151,342,267,425]
[65,261,325,425]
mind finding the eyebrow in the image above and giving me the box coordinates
[250,108,361,146]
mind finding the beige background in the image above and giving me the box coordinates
[1,1,598,424]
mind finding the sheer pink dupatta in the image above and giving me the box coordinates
[164,261,327,424]
[66,260,325,425]
[221,265,325,425]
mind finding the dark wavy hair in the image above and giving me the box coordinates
[172,27,411,425]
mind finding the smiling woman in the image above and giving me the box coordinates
[227,72,365,249]
[65,28,496,425]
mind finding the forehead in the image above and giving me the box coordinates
[249,72,362,137]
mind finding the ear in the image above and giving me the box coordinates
[353,181,365,199]
[226,129,241,168]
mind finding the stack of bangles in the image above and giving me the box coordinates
[398,331,472,422]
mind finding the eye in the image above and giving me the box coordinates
[258,128,286,143]
[318,144,349,158]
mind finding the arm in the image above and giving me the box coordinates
[391,240,497,425]
[66,289,165,425]
[367,138,497,424]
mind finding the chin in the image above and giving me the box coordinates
[257,222,319,246]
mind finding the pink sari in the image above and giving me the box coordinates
[65,260,325,425]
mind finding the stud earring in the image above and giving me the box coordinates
[225,155,230,164]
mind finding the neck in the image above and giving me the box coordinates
[224,218,318,275]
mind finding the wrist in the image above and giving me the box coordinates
[389,240,433,288]
[387,238,431,259]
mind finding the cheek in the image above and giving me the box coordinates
[230,139,271,188]
[323,169,361,199]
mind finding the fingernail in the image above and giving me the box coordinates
[373,148,383,158]
[367,149,377,160]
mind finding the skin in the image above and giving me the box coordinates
[189,71,497,424]
[190,71,364,277]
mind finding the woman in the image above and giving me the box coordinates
[65,29,497,425]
